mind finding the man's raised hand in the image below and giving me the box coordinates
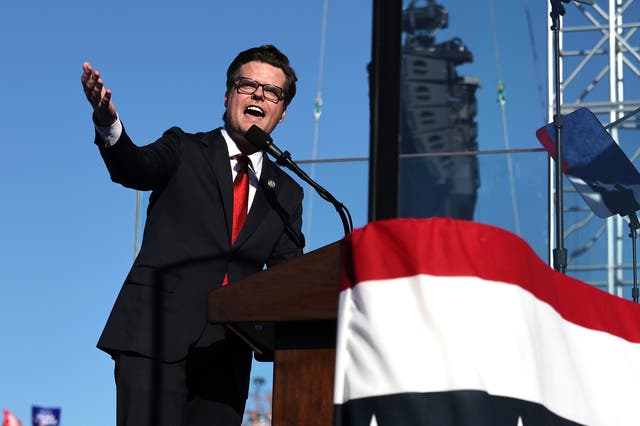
[81,62,118,126]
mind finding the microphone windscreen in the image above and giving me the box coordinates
[245,125,272,150]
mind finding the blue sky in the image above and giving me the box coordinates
[0,0,606,424]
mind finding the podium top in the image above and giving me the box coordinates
[208,241,341,324]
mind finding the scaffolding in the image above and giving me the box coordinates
[547,0,640,294]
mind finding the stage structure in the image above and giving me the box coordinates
[398,0,481,220]
[548,0,640,293]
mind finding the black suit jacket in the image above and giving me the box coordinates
[96,126,304,364]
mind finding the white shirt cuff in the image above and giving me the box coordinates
[95,115,123,147]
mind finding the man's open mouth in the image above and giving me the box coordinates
[245,105,265,118]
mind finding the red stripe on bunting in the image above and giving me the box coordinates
[340,218,640,343]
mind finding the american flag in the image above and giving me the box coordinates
[335,218,640,426]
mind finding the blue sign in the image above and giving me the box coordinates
[31,406,61,426]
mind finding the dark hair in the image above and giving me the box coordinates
[225,45,297,108]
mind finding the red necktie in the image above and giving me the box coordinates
[223,154,250,286]
[232,154,250,244]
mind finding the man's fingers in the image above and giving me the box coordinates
[91,78,103,98]
[81,62,117,125]
[81,64,109,108]
[81,63,100,95]
[86,82,102,107]
[100,89,112,109]
[81,62,93,82]
[81,63,97,88]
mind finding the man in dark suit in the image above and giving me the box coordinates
[81,45,305,426]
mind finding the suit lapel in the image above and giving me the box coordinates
[233,155,282,248]
[199,132,286,249]
[200,129,233,243]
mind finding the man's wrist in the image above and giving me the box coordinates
[95,114,123,147]
[92,111,118,127]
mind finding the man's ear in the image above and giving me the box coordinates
[278,109,286,124]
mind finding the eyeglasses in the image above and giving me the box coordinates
[234,77,286,104]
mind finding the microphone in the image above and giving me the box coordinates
[244,125,353,236]
[244,125,295,169]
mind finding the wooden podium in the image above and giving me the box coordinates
[208,241,342,425]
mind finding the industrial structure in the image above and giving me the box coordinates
[548,0,640,293]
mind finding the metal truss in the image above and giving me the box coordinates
[547,0,640,294]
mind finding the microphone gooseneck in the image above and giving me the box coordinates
[245,125,353,236]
